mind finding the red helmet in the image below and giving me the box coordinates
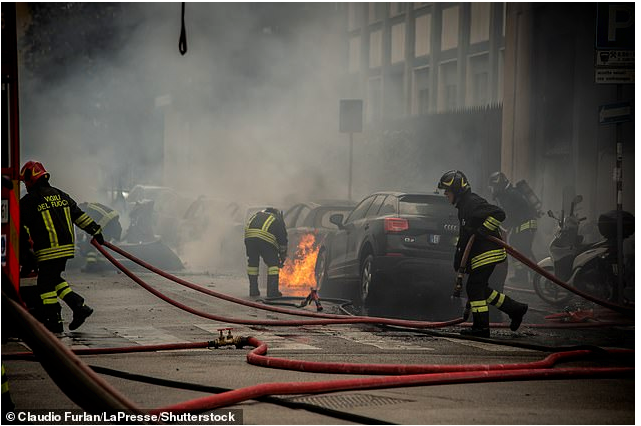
[20,160,50,189]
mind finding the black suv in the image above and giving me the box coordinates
[314,191,459,310]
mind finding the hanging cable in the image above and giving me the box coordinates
[178,2,187,55]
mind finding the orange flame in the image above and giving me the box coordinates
[280,233,319,296]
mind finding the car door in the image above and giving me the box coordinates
[326,196,374,279]
[344,194,387,277]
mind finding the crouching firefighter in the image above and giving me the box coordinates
[78,202,122,272]
[438,170,528,337]
[244,207,288,298]
[19,161,105,333]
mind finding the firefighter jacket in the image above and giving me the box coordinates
[493,185,537,233]
[79,202,122,241]
[244,211,288,257]
[20,183,102,262]
[454,191,507,271]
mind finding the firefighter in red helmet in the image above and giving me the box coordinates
[19,161,105,333]
[438,170,528,337]
[244,207,288,297]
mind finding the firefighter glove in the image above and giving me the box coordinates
[93,232,105,245]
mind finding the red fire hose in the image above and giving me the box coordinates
[92,239,463,328]
[149,337,632,414]
[487,236,634,315]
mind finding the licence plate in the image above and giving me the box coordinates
[428,234,441,244]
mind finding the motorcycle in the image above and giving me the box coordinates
[533,195,634,307]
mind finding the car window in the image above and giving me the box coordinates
[399,194,451,216]
[295,206,312,228]
[378,195,397,216]
[346,196,375,223]
[365,195,387,218]
[284,205,302,228]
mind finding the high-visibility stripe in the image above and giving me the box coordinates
[516,219,538,233]
[471,248,506,269]
[35,244,75,261]
[40,291,57,300]
[244,229,278,247]
[486,290,505,308]
[63,206,73,236]
[75,213,93,228]
[267,266,280,275]
[470,300,489,313]
[483,216,500,231]
[262,215,275,231]
[1,381,8,394]
[41,210,59,247]
[98,210,118,228]
[247,267,259,275]
[55,282,72,299]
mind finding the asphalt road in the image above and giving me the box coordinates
[2,264,634,425]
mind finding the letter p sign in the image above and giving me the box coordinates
[596,3,634,49]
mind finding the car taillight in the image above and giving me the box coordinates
[384,217,409,233]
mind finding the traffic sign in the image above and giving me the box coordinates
[595,68,634,84]
[598,102,632,124]
[595,49,634,66]
[596,3,634,50]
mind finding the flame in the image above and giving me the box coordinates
[280,233,319,296]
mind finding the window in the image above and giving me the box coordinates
[349,36,361,73]
[348,3,363,31]
[369,30,383,68]
[438,61,458,112]
[391,3,407,16]
[413,67,430,115]
[414,14,431,57]
[466,53,489,106]
[367,77,382,122]
[386,69,405,119]
[470,2,490,44]
[346,196,375,223]
[391,23,406,63]
[365,195,387,217]
[369,3,386,23]
[284,205,302,228]
[441,6,459,51]
[295,206,312,228]
[378,196,397,216]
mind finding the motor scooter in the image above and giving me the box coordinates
[533,195,634,307]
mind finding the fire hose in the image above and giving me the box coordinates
[92,239,463,329]
[487,236,634,315]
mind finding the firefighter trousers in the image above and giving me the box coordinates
[37,258,87,332]
[245,238,281,297]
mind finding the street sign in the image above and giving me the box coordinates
[596,3,634,49]
[595,68,634,84]
[598,102,632,124]
[595,49,634,66]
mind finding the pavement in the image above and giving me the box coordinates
[1,265,635,425]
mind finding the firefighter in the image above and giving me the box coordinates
[19,161,105,333]
[488,171,538,284]
[78,202,122,272]
[438,170,528,337]
[244,207,288,298]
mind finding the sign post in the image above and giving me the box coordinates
[339,99,363,201]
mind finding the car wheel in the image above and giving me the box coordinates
[315,249,334,297]
[360,254,382,309]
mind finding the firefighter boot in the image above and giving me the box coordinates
[63,292,93,331]
[498,296,529,331]
[248,275,260,297]
[460,311,490,338]
[266,275,282,298]
[42,304,63,334]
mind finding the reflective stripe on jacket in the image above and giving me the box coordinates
[244,211,288,252]
[20,184,101,262]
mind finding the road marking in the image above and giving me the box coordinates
[111,326,190,345]
[317,328,434,351]
[441,337,531,352]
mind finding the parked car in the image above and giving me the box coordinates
[283,200,357,258]
[314,191,460,312]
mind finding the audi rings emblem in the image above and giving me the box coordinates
[443,224,458,232]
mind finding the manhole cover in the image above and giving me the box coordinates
[290,393,414,409]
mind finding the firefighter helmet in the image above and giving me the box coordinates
[438,170,470,197]
[488,171,510,195]
[20,160,50,190]
[264,207,283,221]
